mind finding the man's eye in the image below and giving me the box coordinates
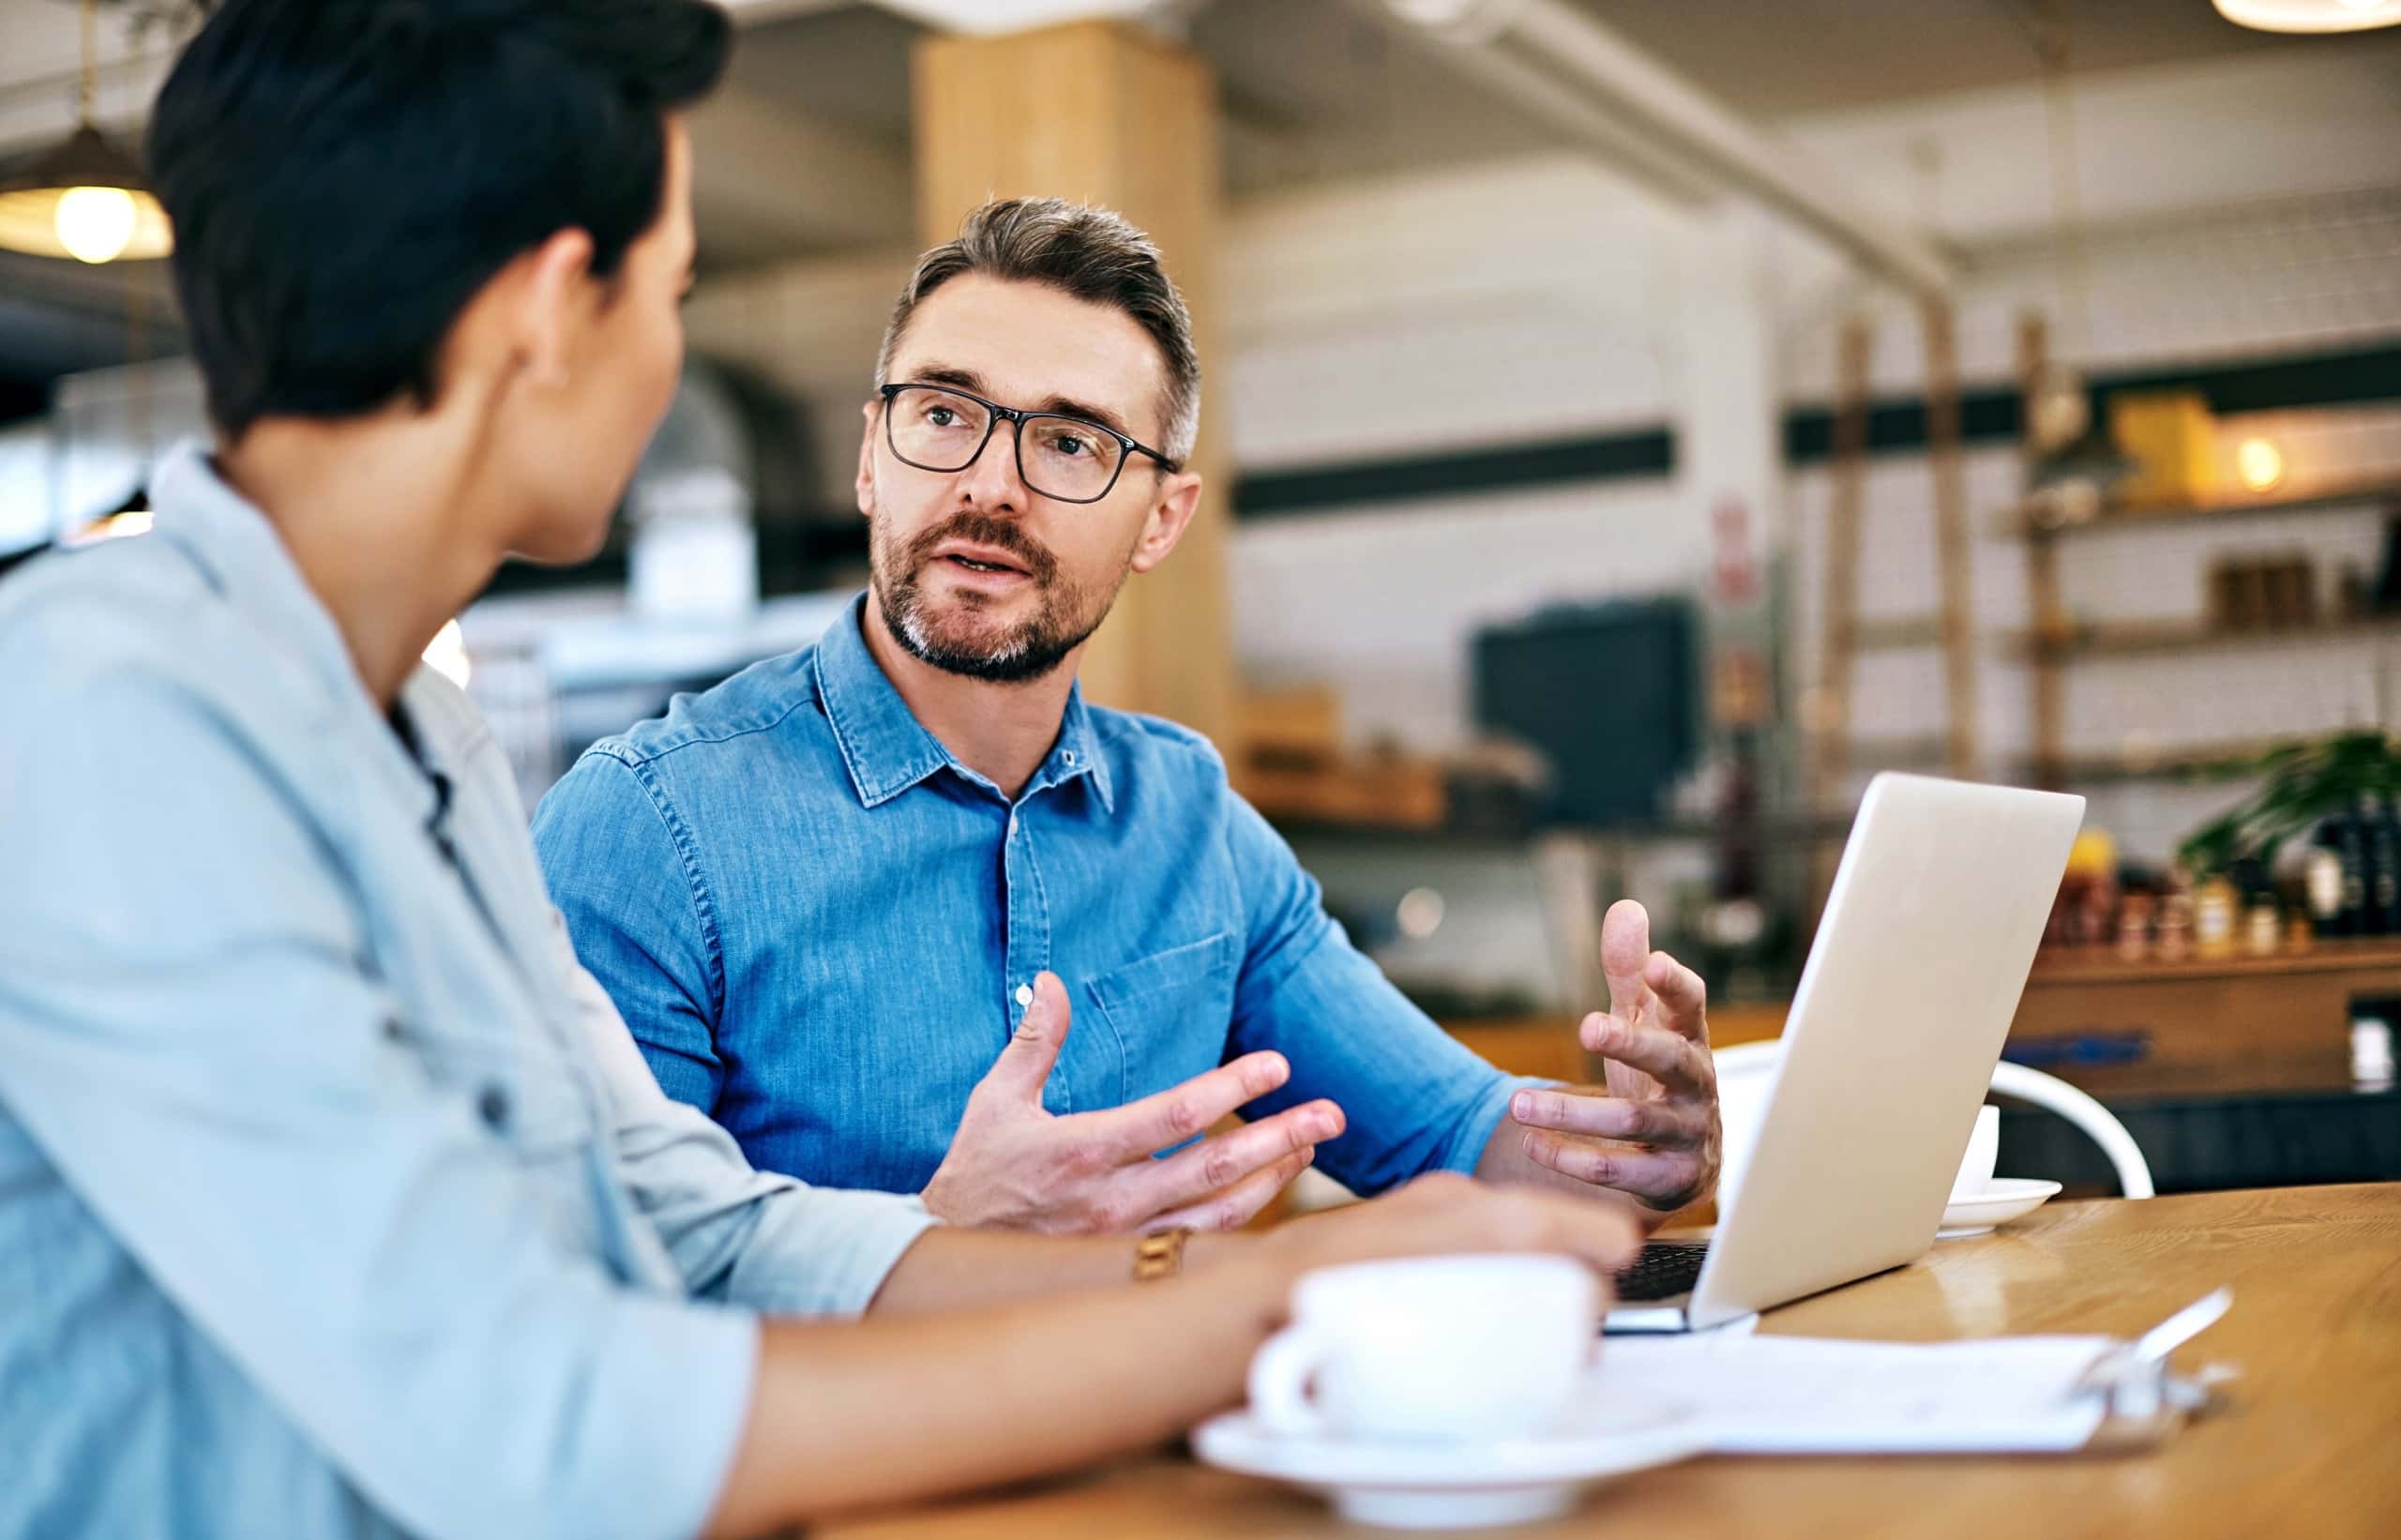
[1052,434,1090,458]
[926,407,956,427]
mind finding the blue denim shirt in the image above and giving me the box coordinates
[534,596,1532,1200]
[0,445,936,1540]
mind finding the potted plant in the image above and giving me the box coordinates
[2177,730,2400,876]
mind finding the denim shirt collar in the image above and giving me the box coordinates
[148,438,448,832]
[812,592,1115,815]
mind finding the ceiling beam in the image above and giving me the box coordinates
[685,82,914,259]
[1361,0,1956,298]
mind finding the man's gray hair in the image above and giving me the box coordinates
[874,196,1201,467]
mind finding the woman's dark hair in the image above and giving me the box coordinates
[148,0,731,439]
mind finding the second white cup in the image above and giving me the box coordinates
[1951,1103,2001,1200]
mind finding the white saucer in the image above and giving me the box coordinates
[1191,1395,1704,1530]
[1938,1177,2063,1237]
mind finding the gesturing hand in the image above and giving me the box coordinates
[921,972,1345,1234]
[1508,899,1721,1212]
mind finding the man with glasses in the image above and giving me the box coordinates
[535,198,1721,1236]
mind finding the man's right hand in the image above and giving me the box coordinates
[921,972,1344,1234]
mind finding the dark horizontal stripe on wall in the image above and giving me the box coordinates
[1784,339,2401,465]
[1229,339,2398,520]
[2096,341,2401,416]
[1232,426,1675,521]
[1782,390,2023,462]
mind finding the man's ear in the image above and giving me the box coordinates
[1128,469,1203,575]
[855,399,881,519]
[510,227,599,390]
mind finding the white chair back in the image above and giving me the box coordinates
[1711,1040,2155,1203]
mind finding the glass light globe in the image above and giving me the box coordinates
[2234,438,2285,494]
[54,185,137,264]
[2213,0,2400,31]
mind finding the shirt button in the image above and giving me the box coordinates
[476,1084,511,1132]
[1063,750,1077,764]
[1015,984,1034,1007]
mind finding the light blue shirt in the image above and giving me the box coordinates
[0,443,936,1540]
[533,595,1533,1200]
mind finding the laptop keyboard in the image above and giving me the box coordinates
[1614,1240,1711,1302]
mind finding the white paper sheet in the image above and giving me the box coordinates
[1595,1333,2119,1453]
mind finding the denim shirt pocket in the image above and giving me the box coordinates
[1085,930,1241,1108]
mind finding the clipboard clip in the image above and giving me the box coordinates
[2072,1287,2239,1440]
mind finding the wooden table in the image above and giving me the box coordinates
[825,1184,2401,1539]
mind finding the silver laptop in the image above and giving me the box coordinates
[1605,773,2086,1333]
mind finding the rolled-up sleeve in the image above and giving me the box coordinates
[551,910,939,1317]
[0,664,755,1540]
[1218,794,1545,1197]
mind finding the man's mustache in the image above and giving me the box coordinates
[904,512,1061,584]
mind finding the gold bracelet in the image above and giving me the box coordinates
[1133,1227,1192,1282]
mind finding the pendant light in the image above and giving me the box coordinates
[2212,0,2401,32]
[2022,1,2137,527]
[0,0,173,264]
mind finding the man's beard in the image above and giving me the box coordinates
[870,506,1126,685]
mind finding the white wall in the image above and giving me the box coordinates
[1773,50,2401,862]
[1220,154,1713,750]
[1230,479,1696,748]
[1220,155,1680,467]
[1780,42,2401,249]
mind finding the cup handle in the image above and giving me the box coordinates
[1247,1322,1334,1437]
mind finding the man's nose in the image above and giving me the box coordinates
[958,418,1033,514]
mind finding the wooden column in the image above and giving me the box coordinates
[2017,312,2069,790]
[1810,315,1872,809]
[1806,316,1872,932]
[1921,298,1979,780]
[911,22,1236,751]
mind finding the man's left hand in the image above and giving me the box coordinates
[1507,899,1720,1213]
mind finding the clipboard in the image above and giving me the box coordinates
[1596,1291,2236,1456]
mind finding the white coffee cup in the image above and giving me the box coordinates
[1246,1254,1599,1443]
[1950,1104,2000,1200]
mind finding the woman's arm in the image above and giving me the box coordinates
[702,1174,1638,1535]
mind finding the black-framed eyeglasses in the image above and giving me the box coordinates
[877,382,1177,506]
